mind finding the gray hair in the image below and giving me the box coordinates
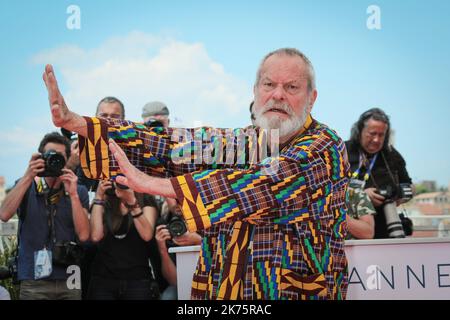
[96,96,125,119]
[255,48,316,93]
[349,108,392,152]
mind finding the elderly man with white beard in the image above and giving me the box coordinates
[43,48,350,300]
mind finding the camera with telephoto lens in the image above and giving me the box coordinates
[144,119,164,128]
[0,256,19,284]
[52,241,84,267]
[37,149,66,177]
[378,183,413,202]
[378,183,414,238]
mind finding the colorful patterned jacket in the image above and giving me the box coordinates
[78,115,350,300]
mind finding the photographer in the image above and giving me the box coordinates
[141,101,170,129]
[0,132,90,300]
[62,96,127,300]
[155,198,201,300]
[346,108,414,239]
[88,180,159,300]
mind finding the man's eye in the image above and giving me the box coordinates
[286,84,300,94]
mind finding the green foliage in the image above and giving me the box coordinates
[414,184,431,195]
[0,236,19,300]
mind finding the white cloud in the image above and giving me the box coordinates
[0,116,55,156]
[32,31,252,128]
[0,116,57,187]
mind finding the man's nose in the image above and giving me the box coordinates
[271,84,286,101]
[372,135,382,144]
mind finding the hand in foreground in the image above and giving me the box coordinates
[96,180,113,200]
[114,185,136,205]
[172,231,202,246]
[365,187,385,207]
[108,139,175,198]
[42,65,87,136]
[24,153,45,180]
[107,139,153,194]
[155,225,171,250]
[42,64,71,128]
[60,168,78,197]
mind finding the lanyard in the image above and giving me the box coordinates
[351,152,378,183]
[40,178,64,247]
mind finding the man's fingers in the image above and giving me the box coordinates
[156,225,167,231]
[31,153,42,161]
[44,64,63,106]
[109,139,127,159]
[371,192,385,201]
[115,176,129,188]
[109,139,133,174]
[45,64,54,74]
[43,71,49,90]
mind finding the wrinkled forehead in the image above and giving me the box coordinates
[363,119,388,132]
[97,102,122,115]
[260,54,308,82]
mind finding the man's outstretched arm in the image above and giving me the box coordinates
[43,64,87,137]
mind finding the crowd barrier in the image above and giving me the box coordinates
[169,237,450,300]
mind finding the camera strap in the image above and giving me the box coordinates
[104,207,133,240]
[380,151,399,186]
[352,151,378,188]
[42,178,64,248]
[369,151,399,191]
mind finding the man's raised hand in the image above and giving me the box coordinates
[42,65,87,136]
[43,64,70,128]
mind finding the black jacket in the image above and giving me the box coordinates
[345,141,412,238]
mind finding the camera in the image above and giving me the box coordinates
[166,215,188,238]
[52,241,84,267]
[157,214,188,239]
[378,183,413,202]
[383,202,405,238]
[105,181,129,197]
[37,149,66,177]
[378,183,413,238]
[144,119,164,128]
[0,256,19,284]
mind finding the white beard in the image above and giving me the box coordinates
[253,100,309,139]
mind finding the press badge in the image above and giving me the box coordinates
[34,248,52,280]
[349,178,365,190]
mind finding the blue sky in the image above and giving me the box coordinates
[0,0,449,188]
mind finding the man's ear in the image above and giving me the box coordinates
[308,89,318,113]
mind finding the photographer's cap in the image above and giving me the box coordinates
[142,101,169,118]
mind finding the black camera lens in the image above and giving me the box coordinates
[47,154,65,170]
[37,149,66,177]
[145,119,164,128]
[167,215,187,237]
